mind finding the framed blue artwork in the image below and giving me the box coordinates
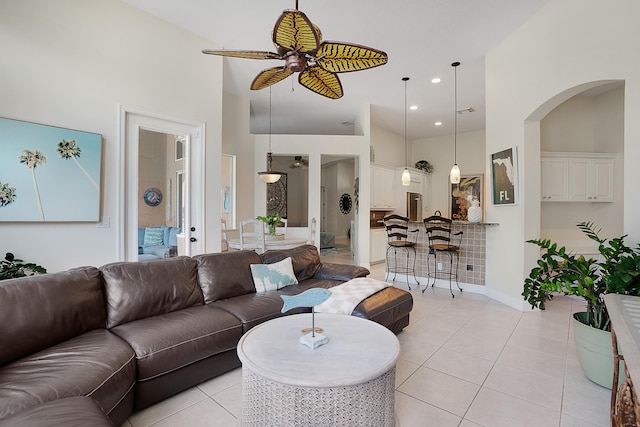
[0,117,102,222]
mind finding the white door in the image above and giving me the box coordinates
[120,107,205,261]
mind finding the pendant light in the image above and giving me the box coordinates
[401,77,411,186]
[450,61,461,185]
[258,87,282,183]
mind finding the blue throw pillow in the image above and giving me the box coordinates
[168,227,181,246]
[144,227,164,246]
[250,257,298,293]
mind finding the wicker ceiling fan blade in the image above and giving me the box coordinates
[273,10,321,52]
[298,67,343,99]
[316,42,388,73]
[202,49,280,60]
[251,67,294,90]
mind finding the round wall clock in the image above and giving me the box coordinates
[143,188,163,206]
[339,193,352,214]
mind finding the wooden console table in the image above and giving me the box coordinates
[603,294,640,426]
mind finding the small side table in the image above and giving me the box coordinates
[237,313,399,426]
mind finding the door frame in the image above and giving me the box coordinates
[118,105,205,261]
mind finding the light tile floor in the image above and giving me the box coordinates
[122,260,611,427]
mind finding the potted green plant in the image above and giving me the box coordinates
[256,213,282,236]
[0,252,47,280]
[523,222,640,388]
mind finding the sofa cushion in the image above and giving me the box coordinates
[214,292,302,333]
[143,226,164,246]
[194,250,262,303]
[0,397,112,427]
[101,257,202,328]
[250,257,298,292]
[260,245,322,281]
[0,329,135,422]
[351,286,414,333]
[0,266,105,366]
[110,305,243,382]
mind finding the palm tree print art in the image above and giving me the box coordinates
[0,182,17,207]
[57,139,99,191]
[18,149,46,221]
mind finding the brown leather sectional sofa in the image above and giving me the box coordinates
[0,245,413,426]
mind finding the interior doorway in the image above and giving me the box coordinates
[120,106,205,261]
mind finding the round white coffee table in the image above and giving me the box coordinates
[237,313,399,426]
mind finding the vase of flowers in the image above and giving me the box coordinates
[256,213,282,236]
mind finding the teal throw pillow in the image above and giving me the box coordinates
[144,227,164,246]
[250,257,298,293]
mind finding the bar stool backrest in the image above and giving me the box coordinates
[383,214,415,244]
[423,211,460,249]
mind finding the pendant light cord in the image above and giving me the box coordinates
[403,77,409,168]
[267,87,273,171]
[453,63,458,165]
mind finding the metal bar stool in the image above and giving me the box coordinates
[383,214,419,290]
[423,211,463,297]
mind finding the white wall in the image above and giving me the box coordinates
[540,86,624,246]
[484,0,640,308]
[370,124,405,167]
[0,0,223,271]
[413,130,486,216]
[222,92,253,230]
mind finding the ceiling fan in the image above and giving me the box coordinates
[202,0,388,99]
[290,156,309,169]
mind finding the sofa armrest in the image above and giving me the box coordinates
[313,263,369,281]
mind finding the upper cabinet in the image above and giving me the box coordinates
[541,152,615,203]
[541,157,569,201]
[370,164,395,210]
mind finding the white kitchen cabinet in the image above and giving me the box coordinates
[541,157,569,201]
[370,164,395,209]
[541,153,615,203]
[369,228,387,264]
[568,157,613,202]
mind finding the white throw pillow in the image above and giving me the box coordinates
[250,257,298,293]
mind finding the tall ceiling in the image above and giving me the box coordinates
[121,0,550,140]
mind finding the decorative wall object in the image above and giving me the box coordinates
[450,174,483,222]
[0,117,102,222]
[354,177,359,213]
[414,160,433,174]
[143,188,163,207]
[339,193,352,214]
[491,147,517,205]
[267,172,287,218]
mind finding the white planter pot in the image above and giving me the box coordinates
[573,312,624,389]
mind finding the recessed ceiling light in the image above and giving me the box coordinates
[410,105,418,110]
[435,121,442,126]
[431,78,441,84]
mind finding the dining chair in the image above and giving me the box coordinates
[277,218,288,237]
[221,218,229,252]
[308,217,317,245]
[240,219,266,253]
[423,211,463,297]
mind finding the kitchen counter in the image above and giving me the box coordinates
[406,221,498,286]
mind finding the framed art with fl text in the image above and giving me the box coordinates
[491,147,517,205]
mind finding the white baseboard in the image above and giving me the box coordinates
[386,273,529,312]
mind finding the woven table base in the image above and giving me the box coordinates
[241,367,396,426]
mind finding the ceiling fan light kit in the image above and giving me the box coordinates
[450,61,461,185]
[258,88,283,184]
[202,1,388,99]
